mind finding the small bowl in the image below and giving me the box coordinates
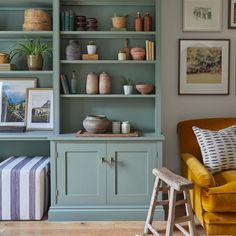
[136,84,154,94]
[130,47,145,60]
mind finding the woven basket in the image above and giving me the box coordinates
[112,16,127,28]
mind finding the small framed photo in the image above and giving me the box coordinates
[0,78,37,127]
[183,0,222,31]
[179,39,230,95]
[228,0,236,28]
[26,88,53,130]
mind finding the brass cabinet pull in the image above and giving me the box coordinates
[109,157,116,165]
[101,157,106,164]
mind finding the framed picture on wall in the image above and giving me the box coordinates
[178,39,230,95]
[183,0,222,31]
[0,78,37,128]
[228,0,236,28]
[26,88,53,130]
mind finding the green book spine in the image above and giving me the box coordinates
[69,10,74,31]
[60,74,70,94]
[60,11,65,31]
[64,11,70,31]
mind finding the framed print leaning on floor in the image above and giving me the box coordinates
[26,88,53,130]
[183,0,222,31]
[178,39,230,95]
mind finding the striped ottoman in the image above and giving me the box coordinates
[0,156,50,220]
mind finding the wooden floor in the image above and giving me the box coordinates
[0,220,206,236]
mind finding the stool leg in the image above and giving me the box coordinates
[165,187,176,236]
[184,190,197,236]
[144,176,161,235]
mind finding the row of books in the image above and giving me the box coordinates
[60,74,72,94]
[0,63,16,71]
[145,40,155,61]
[60,10,75,31]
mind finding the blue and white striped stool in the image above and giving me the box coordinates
[0,156,50,220]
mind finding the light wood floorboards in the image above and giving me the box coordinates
[0,220,206,236]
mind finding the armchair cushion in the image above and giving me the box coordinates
[192,125,236,174]
[202,170,236,212]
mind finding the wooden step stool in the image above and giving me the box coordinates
[144,167,197,236]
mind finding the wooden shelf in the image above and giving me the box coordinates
[60,31,156,39]
[0,31,53,39]
[60,60,156,64]
[60,94,156,98]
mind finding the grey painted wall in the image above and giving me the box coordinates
[161,0,236,173]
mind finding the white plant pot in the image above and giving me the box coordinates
[87,45,97,54]
[123,85,133,95]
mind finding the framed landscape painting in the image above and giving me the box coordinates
[26,88,53,130]
[178,39,230,95]
[183,0,222,31]
[228,0,236,28]
[0,78,37,127]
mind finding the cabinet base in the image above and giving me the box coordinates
[48,206,164,221]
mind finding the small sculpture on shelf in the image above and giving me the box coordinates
[122,76,133,95]
[111,13,128,31]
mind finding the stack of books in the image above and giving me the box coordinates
[0,63,16,71]
[60,10,75,31]
[146,40,155,61]
[82,54,99,60]
[60,74,70,94]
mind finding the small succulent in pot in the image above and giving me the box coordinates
[87,40,97,54]
[10,38,52,70]
[122,76,134,95]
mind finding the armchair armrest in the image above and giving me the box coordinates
[181,153,216,188]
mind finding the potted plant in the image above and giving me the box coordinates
[10,38,52,71]
[87,41,97,54]
[122,76,133,95]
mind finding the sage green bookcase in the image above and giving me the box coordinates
[48,0,164,221]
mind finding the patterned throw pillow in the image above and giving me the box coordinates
[192,126,236,174]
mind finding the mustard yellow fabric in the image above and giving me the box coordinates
[177,118,236,235]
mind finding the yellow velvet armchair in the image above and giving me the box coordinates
[177,118,236,235]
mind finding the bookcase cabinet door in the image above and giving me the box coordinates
[56,142,107,205]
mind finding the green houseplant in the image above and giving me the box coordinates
[122,76,133,95]
[10,38,52,71]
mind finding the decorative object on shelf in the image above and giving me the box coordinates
[83,115,110,133]
[111,13,128,30]
[0,78,37,131]
[130,47,145,60]
[99,72,111,94]
[76,129,138,137]
[123,39,130,60]
[145,40,154,61]
[26,88,53,130]
[82,54,99,60]
[23,9,52,31]
[70,71,77,94]
[61,10,75,31]
[143,12,152,31]
[86,72,98,94]
[121,121,131,134]
[136,84,154,94]
[66,40,81,60]
[76,15,86,31]
[0,52,9,64]
[118,49,126,60]
[112,121,121,134]
[122,76,133,95]
[134,12,143,31]
[179,39,230,95]
[10,38,52,71]
[87,41,97,55]
[228,0,236,28]
[60,74,70,94]
[183,0,222,31]
[86,18,98,31]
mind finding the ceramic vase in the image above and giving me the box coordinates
[99,72,111,94]
[66,40,81,60]
[27,54,43,70]
[123,85,133,95]
[83,115,110,133]
[86,72,98,94]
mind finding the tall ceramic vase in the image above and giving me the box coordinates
[27,54,43,70]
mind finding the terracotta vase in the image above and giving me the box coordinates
[86,72,98,94]
[99,72,111,94]
[27,54,43,70]
[83,115,110,133]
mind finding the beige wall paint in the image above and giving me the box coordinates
[161,0,236,173]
